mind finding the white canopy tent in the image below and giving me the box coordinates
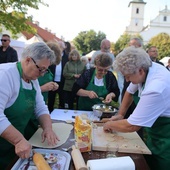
[160,56,170,66]
[85,50,96,59]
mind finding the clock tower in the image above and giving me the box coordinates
[126,0,146,34]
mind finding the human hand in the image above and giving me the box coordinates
[104,93,115,104]
[15,138,32,159]
[74,74,81,78]
[103,121,113,133]
[88,91,98,99]
[41,82,59,92]
[41,128,60,146]
[109,114,124,121]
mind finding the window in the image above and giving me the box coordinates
[163,16,167,21]
[136,8,139,14]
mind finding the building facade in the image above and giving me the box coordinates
[126,0,170,44]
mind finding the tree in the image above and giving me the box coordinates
[0,0,48,35]
[147,33,170,60]
[73,30,106,55]
[113,33,142,56]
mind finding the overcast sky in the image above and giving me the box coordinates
[28,0,170,42]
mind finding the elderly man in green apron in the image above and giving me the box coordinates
[72,53,120,111]
[0,42,59,169]
[103,46,170,170]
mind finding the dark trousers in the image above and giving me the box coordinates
[48,82,65,112]
[63,90,79,110]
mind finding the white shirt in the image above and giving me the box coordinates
[54,61,61,82]
[127,62,170,127]
[0,63,49,134]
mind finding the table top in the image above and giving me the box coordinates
[7,120,150,170]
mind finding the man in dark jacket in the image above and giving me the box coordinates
[0,34,18,64]
[147,46,164,66]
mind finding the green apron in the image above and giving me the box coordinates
[0,62,36,169]
[132,85,170,170]
[38,70,53,102]
[25,71,53,140]
[78,69,108,111]
[144,117,170,170]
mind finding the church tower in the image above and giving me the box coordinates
[126,0,146,34]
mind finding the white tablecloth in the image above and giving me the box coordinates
[50,109,99,122]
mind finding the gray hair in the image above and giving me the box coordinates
[94,52,113,67]
[21,42,55,64]
[113,46,152,74]
[129,37,143,47]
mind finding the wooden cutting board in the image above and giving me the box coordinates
[92,125,151,155]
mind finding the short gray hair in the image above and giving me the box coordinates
[21,42,55,64]
[113,46,152,74]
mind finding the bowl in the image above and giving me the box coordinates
[92,104,118,119]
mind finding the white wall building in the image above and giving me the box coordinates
[126,0,146,34]
[140,5,170,44]
[126,0,170,44]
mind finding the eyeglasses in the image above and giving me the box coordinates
[31,58,49,74]
[1,39,9,42]
[149,50,158,52]
[96,67,110,73]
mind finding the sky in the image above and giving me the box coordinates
[28,0,170,43]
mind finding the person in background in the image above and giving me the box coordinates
[166,58,170,71]
[48,41,69,112]
[104,46,170,170]
[64,41,71,56]
[72,53,119,111]
[90,39,115,70]
[147,46,164,66]
[24,41,61,140]
[0,42,59,169]
[63,49,86,109]
[39,41,61,102]
[0,34,18,64]
[128,37,143,48]
[81,55,90,69]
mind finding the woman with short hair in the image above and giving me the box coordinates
[72,52,119,111]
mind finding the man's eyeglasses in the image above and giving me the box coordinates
[31,58,49,74]
[150,50,158,53]
[1,39,9,42]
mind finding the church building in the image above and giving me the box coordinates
[125,0,170,44]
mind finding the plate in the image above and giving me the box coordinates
[11,149,71,170]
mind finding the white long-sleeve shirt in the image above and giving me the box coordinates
[127,62,170,127]
[0,62,49,135]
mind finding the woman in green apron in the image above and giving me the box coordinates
[72,53,120,111]
[0,42,59,169]
[24,41,61,140]
[103,46,170,170]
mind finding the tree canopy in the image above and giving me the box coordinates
[147,33,170,60]
[0,0,48,35]
[73,30,106,55]
[113,33,143,56]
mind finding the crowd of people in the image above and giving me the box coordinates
[0,33,170,170]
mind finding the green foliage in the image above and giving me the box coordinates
[113,33,142,56]
[73,30,106,54]
[0,0,48,35]
[147,33,170,60]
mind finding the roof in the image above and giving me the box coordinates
[128,0,146,7]
[22,21,61,42]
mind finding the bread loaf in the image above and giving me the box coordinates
[33,152,52,170]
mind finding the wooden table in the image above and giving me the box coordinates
[7,121,150,170]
